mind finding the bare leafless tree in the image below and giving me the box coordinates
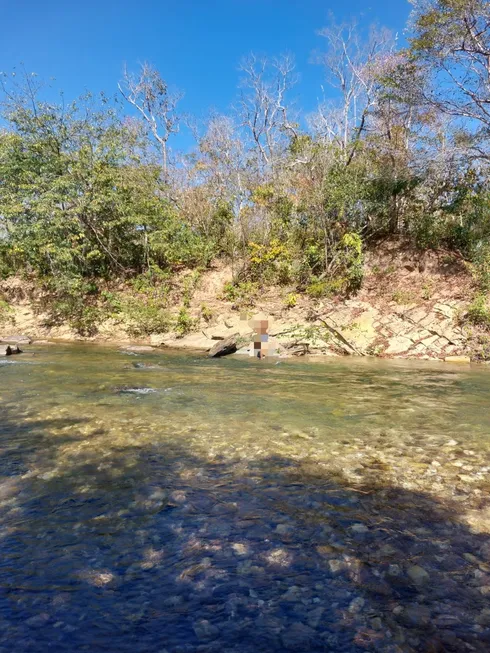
[118,62,182,178]
[237,54,298,177]
[311,18,395,166]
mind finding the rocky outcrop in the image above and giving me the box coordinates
[208,334,238,358]
[318,298,467,359]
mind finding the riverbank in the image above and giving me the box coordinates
[0,241,485,362]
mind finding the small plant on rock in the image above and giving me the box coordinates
[284,293,297,309]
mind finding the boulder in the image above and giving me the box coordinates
[0,344,22,356]
[1,334,31,345]
[208,334,237,358]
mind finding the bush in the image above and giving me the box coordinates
[220,281,258,307]
[247,238,290,283]
[0,298,13,325]
[41,278,103,336]
[284,293,297,309]
[466,293,490,328]
[201,303,214,322]
[175,307,197,337]
[306,277,346,299]
[124,298,171,336]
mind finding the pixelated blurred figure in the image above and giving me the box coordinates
[249,314,276,358]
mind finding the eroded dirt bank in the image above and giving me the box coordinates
[0,242,484,362]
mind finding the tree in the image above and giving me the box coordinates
[118,62,182,178]
[311,18,395,166]
[237,54,298,177]
[409,0,490,158]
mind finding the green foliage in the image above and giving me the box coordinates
[284,292,298,309]
[41,278,103,336]
[338,232,364,292]
[247,238,290,282]
[220,280,258,307]
[0,298,13,325]
[174,307,197,337]
[392,289,416,305]
[466,294,490,329]
[306,279,329,298]
[200,303,214,322]
[306,277,347,299]
[421,280,434,300]
[124,297,171,336]
[181,270,201,308]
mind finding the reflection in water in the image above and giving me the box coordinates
[1,345,490,651]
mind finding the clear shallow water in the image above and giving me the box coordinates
[1,345,490,652]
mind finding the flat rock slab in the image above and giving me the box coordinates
[121,345,155,353]
[0,345,22,356]
[1,335,31,344]
[208,334,237,358]
[445,355,471,363]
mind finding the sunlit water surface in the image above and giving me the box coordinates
[1,344,490,652]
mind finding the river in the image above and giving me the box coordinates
[1,344,490,652]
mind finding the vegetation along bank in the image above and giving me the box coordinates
[2,1,490,361]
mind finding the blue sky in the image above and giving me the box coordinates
[2,0,412,144]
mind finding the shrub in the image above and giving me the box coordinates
[41,278,103,337]
[124,298,171,336]
[284,293,298,309]
[0,298,13,325]
[175,307,197,337]
[392,290,416,305]
[306,277,346,299]
[466,293,490,328]
[220,280,258,307]
[200,303,214,322]
[247,238,290,283]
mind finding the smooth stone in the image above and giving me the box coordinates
[350,523,369,533]
[122,345,155,352]
[328,559,346,575]
[348,597,365,613]
[444,355,471,363]
[234,346,251,355]
[192,620,219,641]
[398,604,431,627]
[281,623,316,651]
[307,607,325,628]
[407,565,430,586]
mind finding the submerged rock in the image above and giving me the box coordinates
[208,334,238,358]
[407,564,430,586]
[193,619,219,641]
[115,386,157,395]
[121,345,155,353]
[281,623,316,651]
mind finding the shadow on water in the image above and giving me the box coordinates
[0,404,490,653]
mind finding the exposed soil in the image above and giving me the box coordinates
[0,240,484,361]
